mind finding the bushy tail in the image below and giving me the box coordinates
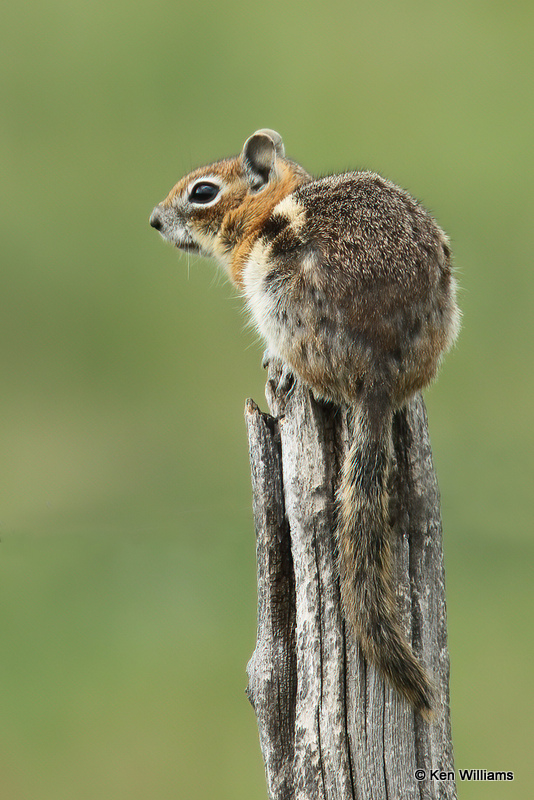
[336,388,433,718]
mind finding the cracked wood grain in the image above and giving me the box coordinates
[245,365,456,800]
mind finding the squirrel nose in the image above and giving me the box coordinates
[149,207,163,231]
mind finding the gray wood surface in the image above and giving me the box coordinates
[245,367,456,800]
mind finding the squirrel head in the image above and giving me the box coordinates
[149,130,310,284]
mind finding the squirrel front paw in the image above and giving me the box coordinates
[263,354,296,403]
[274,364,295,398]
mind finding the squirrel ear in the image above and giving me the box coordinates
[242,129,285,190]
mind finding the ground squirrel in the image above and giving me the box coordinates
[150,129,460,717]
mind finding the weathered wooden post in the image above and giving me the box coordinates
[245,364,457,800]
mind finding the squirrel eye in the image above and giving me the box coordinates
[188,181,220,204]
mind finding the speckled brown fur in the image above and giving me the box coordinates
[150,130,460,717]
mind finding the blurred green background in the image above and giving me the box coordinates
[1,1,532,797]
